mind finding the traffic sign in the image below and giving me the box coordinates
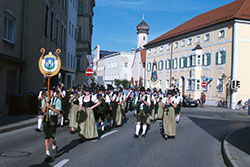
[201,82,207,88]
[86,68,94,77]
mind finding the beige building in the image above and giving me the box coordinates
[144,0,250,108]
[76,0,95,85]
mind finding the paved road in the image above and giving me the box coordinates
[0,108,250,167]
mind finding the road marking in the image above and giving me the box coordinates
[92,130,118,142]
[54,159,70,167]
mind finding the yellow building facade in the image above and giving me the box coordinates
[144,0,250,108]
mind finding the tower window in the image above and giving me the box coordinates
[143,36,145,40]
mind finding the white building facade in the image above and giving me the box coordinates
[65,0,78,88]
[104,52,135,86]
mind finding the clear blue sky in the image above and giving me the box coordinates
[92,0,235,52]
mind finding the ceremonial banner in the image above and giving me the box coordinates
[151,61,158,87]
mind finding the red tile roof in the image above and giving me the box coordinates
[146,0,250,47]
[140,49,146,67]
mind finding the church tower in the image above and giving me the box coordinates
[136,14,150,49]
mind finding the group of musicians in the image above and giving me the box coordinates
[36,83,182,162]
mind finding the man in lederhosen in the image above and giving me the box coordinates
[107,85,118,128]
[41,87,62,161]
[134,87,151,138]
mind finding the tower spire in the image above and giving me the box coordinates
[142,13,144,20]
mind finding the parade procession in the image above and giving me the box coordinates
[2,0,250,167]
[36,49,183,161]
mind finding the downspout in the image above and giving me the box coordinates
[170,42,173,85]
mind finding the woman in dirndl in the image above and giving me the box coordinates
[162,90,177,140]
[157,91,164,120]
[115,90,124,126]
[68,89,80,133]
[78,88,100,140]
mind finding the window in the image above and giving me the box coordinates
[203,53,211,66]
[72,25,74,37]
[187,38,192,45]
[218,29,225,38]
[69,21,71,35]
[216,51,226,65]
[191,55,196,67]
[165,59,171,70]
[111,62,113,68]
[187,56,191,67]
[166,80,170,89]
[154,48,157,53]
[204,33,210,41]
[44,6,49,37]
[197,55,201,66]
[195,36,200,43]
[56,19,59,44]
[77,57,80,71]
[78,1,83,15]
[181,40,185,47]
[173,58,178,69]
[160,45,163,52]
[124,62,128,68]
[71,55,73,68]
[147,62,151,72]
[187,79,197,91]
[216,78,224,92]
[148,49,151,55]
[3,12,16,43]
[50,12,54,41]
[196,80,200,90]
[108,63,110,69]
[143,36,145,40]
[114,62,117,68]
[179,57,185,68]
[78,27,82,41]
[158,60,163,71]
[174,42,178,49]
[62,0,65,9]
[167,43,170,50]
[124,74,127,80]
[61,25,63,48]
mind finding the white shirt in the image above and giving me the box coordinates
[79,95,98,105]
[135,94,151,110]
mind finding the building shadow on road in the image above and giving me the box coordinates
[188,116,250,155]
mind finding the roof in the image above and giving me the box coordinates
[137,19,150,34]
[140,49,146,67]
[146,0,250,47]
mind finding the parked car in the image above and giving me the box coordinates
[182,95,200,107]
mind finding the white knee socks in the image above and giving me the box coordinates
[135,124,140,135]
[142,125,147,135]
[38,118,42,130]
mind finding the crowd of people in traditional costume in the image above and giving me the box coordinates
[35,82,183,161]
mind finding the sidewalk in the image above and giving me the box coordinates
[222,127,250,167]
[0,114,37,134]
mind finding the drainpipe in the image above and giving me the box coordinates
[170,42,173,85]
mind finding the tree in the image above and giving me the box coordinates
[114,79,121,87]
[121,79,130,89]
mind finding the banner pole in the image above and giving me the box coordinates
[46,77,50,122]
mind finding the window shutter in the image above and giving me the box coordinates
[208,53,211,65]
[216,52,219,65]
[184,57,187,67]
[190,57,192,67]
[202,54,205,66]
[179,58,181,68]
[165,60,168,70]
[222,51,226,64]
[169,60,171,69]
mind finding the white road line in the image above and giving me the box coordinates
[91,130,118,142]
[54,159,70,167]
[101,130,118,139]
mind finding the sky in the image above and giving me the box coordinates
[92,0,235,52]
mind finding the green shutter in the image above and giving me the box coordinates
[208,53,211,65]
[165,60,167,70]
[216,52,219,65]
[222,51,226,64]
[179,58,181,68]
[190,56,192,67]
[184,57,187,67]
[169,60,171,69]
[202,54,205,66]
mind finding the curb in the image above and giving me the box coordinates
[221,128,248,167]
[0,118,37,134]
